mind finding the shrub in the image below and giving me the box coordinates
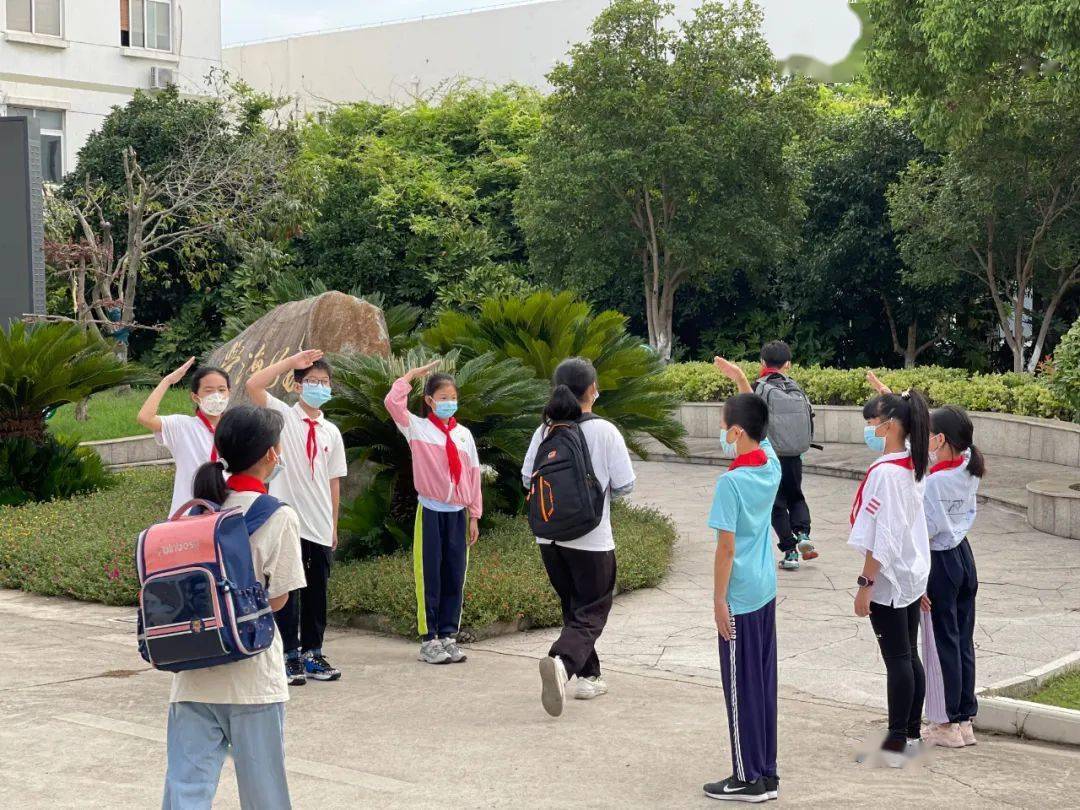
[1049,317,1080,420]
[0,434,114,507]
[661,361,1073,420]
[0,468,677,639]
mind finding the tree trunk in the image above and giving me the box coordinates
[0,415,46,442]
[74,397,90,422]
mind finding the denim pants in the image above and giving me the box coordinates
[163,701,290,810]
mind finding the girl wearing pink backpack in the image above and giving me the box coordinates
[162,405,305,810]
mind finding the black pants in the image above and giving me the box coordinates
[540,544,616,680]
[273,538,332,656]
[927,538,979,722]
[771,455,811,552]
[869,600,925,747]
[415,506,468,641]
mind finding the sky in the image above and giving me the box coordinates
[222,0,544,46]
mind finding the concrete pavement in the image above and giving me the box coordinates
[2,462,1078,808]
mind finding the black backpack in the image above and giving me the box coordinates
[527,414,606,542]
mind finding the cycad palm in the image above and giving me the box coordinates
[326,348,547,557]
[421,291,686,456]
[0,322,147,442]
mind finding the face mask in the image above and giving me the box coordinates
[198,392,229,417]
[266,454,286,484]
[434,400,459,420]
[593,389,601,404]
[864,424,887,454]
[301,382,332,408]
[720,427,739,458]
[928,435,945,466]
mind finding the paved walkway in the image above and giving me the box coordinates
[2,463,1079,808]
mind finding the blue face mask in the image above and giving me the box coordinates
[301,382,332,408]
[434,400,459,420]
[719,428,738,458]
[266,456,286,484]
[864,424,887,454]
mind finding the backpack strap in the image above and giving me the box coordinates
[576,412,602,424]
[244,494,284,536]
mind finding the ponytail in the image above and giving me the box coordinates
[864,388,931,481]
[930,405,986,478]
[193,460,228,505]
[544,384,583,422]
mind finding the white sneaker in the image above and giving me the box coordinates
[441,637,467,663]
[959,721,977,746]
[539,655,568,717]
[418,639,451,665]
[575,675,608,700]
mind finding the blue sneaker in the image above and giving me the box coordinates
[304,652,342,681]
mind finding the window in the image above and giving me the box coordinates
[7,106,63,183]
[5,0,62,36]
[121,0,170,51]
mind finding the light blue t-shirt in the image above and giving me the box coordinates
[707,438,782,616]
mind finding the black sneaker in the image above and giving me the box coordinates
[763,775,778,800]
[286,657,307,686]
[703,776,769,802]
[305,654,342,681]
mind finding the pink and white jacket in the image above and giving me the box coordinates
[384,377,484,518]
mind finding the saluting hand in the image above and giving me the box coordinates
[289,349,324,370]
[866,370,892,395]
[405,359,442,382]
[163,357,196,386]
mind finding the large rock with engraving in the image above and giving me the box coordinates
[208,291,391,402]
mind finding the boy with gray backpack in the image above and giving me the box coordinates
[754,341,817,570]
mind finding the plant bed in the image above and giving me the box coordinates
[48,388,192,443]
[0,468,677,639]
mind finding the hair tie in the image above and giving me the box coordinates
[216,459,229,472]
[901,389,912,400]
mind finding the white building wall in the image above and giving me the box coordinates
[224,0,862,112]
[0,0,222,176]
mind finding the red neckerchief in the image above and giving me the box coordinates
[195,409,219,463]
[930,456,966,475]
[227,473,267,494]
[426,412,462,485]
[728,448,768,470]
[759,367,784,378]
[850,455,914,526]
[303,417,320,479]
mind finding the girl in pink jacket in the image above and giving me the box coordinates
[385,360,483,665]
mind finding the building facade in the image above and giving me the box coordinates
[224,0,866,113]
[0,0,221,182]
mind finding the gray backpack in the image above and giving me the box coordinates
[753,373,813,456]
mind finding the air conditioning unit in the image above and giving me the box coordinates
[149,67,176,90]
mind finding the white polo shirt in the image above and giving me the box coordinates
[265,394,348,547]
[155,414,216,517]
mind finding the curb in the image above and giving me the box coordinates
[975,651,1080,745]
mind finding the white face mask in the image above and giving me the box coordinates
[199,392,229,417]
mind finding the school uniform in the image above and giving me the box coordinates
[847,450,931,745]
[923,454,979,723]
[707,439,782,785]
[155,412,217,516]
[265,394,347,659]
[164,485,305,810]
[384,379,484,640]
[522,418,636,679]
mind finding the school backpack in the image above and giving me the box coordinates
[753,372,814,456]
[135,495,283,672]
[528,414,606,542]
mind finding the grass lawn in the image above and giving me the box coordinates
[1028,671,1080,711]
[47,388,191,442]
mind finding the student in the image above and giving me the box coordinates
[384,360,482,665]
[702,358,782,803]
[848,385,932,767]
[868,373,982,749]
[522,358,636,717]
[754,341,816,570]
[163,405,305,810]
[247,350,348,686]
[138,357,231,517]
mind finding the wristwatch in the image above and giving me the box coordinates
[857,575,874,588]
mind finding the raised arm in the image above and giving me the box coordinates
[713,357,753,394]
[246,349,324,408]
[866,370,892,395]
[137,357,194,433]
[384,360,441,427]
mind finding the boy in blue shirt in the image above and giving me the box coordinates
[704,358,782,803]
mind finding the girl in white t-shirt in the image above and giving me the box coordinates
[848,387,931,767]
[521,357,636,718]
[137,358,232,515]
[163,404,305,810]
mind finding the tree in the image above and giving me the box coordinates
[868,0,1080,372]
[517,0,810,361]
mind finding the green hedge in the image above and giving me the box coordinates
[0,468,677,636]
[659,362,1075,421]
